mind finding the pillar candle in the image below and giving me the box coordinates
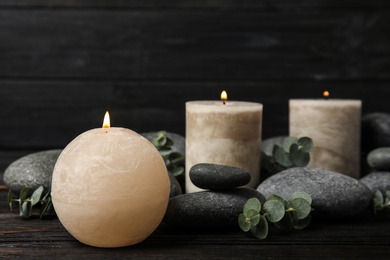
[51,112,170,248]
[289,98,362,178]
[186,98,263,193]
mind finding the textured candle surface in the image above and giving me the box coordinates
[51,127,170,248]
[289,99,361,178]
[186,101,263,193]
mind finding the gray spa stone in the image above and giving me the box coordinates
[257,167,372,218]
[3,150,62,194]
[362,113,390,152]
[189,163,251,190]
[367,148,390,170]
[141,131,185,156]
[360,172,390,194]
[163,188,265,228]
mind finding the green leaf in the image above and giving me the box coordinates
[40,195,53,219]
[290,198,311,220]
[169,152,184,164]
[282,137,298,153]
[267,194,289,209]
[165,138,174,148]
[263,200,285,223]
[250,215,269,239]
[386,190,390,201]
[243,198,261,215]
[293,214,312,230]
[298,137,313,152]
[158,149,172,157]
[31,186,44,206]
[21,201,32,218]
[170,167,184,177]
[274,211,294,231]
[7,189,13,210]
[290,149,310,167]
[274,147,293,167]
[290,191,312,205]
[374,190,384,205]
[19,187,30,201]
[238,213,251,232]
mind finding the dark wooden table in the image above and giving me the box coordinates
[1,151,390,259]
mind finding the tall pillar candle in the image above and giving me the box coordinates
[289,98,362,178]
[186,100,263,193]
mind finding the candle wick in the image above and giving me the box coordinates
[223,101,226,105]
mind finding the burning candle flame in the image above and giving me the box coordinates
[102,111,110,128]
[323,91,330,99]
[221,90,228,105]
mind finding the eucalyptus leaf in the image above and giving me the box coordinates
[165,138,174,148]
[169,152,184,163]
[31,186,44,206]
[170,167,184,177]
[274,147,293,167]
[267,194,289,209]
[293,214,312,230]
[298,137,313,152]
[249,213,261,227]
[263,200,285,223]
[386,191,390,201]
[40,195,53,219]
[290,191,312,205]
[291,150,310,167]
[374,190,384,204]
[250,216,269,239]
[7,189,13,210]
[274,211,294,231]
[19,187,30,201]
[21,201,32,218]
[238,213,251,232]
[290,198,311,220]
[243,198,261,215]
[158,149,172,157]
[282,137,298,153]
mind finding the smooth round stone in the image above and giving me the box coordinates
[257,167,372,218]
[3,150,62,194]
[189,163,251,190]
[362,113,390,152]
[360,172,390,194]
[141,131,185,156]
[163,188,265,228]
[367,148,390,170]
[262,136,287,157]
[168,172,182,197]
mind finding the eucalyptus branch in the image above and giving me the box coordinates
[238,192,313,239]
[7,186,53,219]
[262,136,313,175]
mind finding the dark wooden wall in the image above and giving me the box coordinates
[1,0,390,149]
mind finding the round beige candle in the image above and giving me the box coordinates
[186,100,263,193]
[51,114,170,248]
[289,98,362,178]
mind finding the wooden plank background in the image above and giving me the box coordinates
[0,0,389,149]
